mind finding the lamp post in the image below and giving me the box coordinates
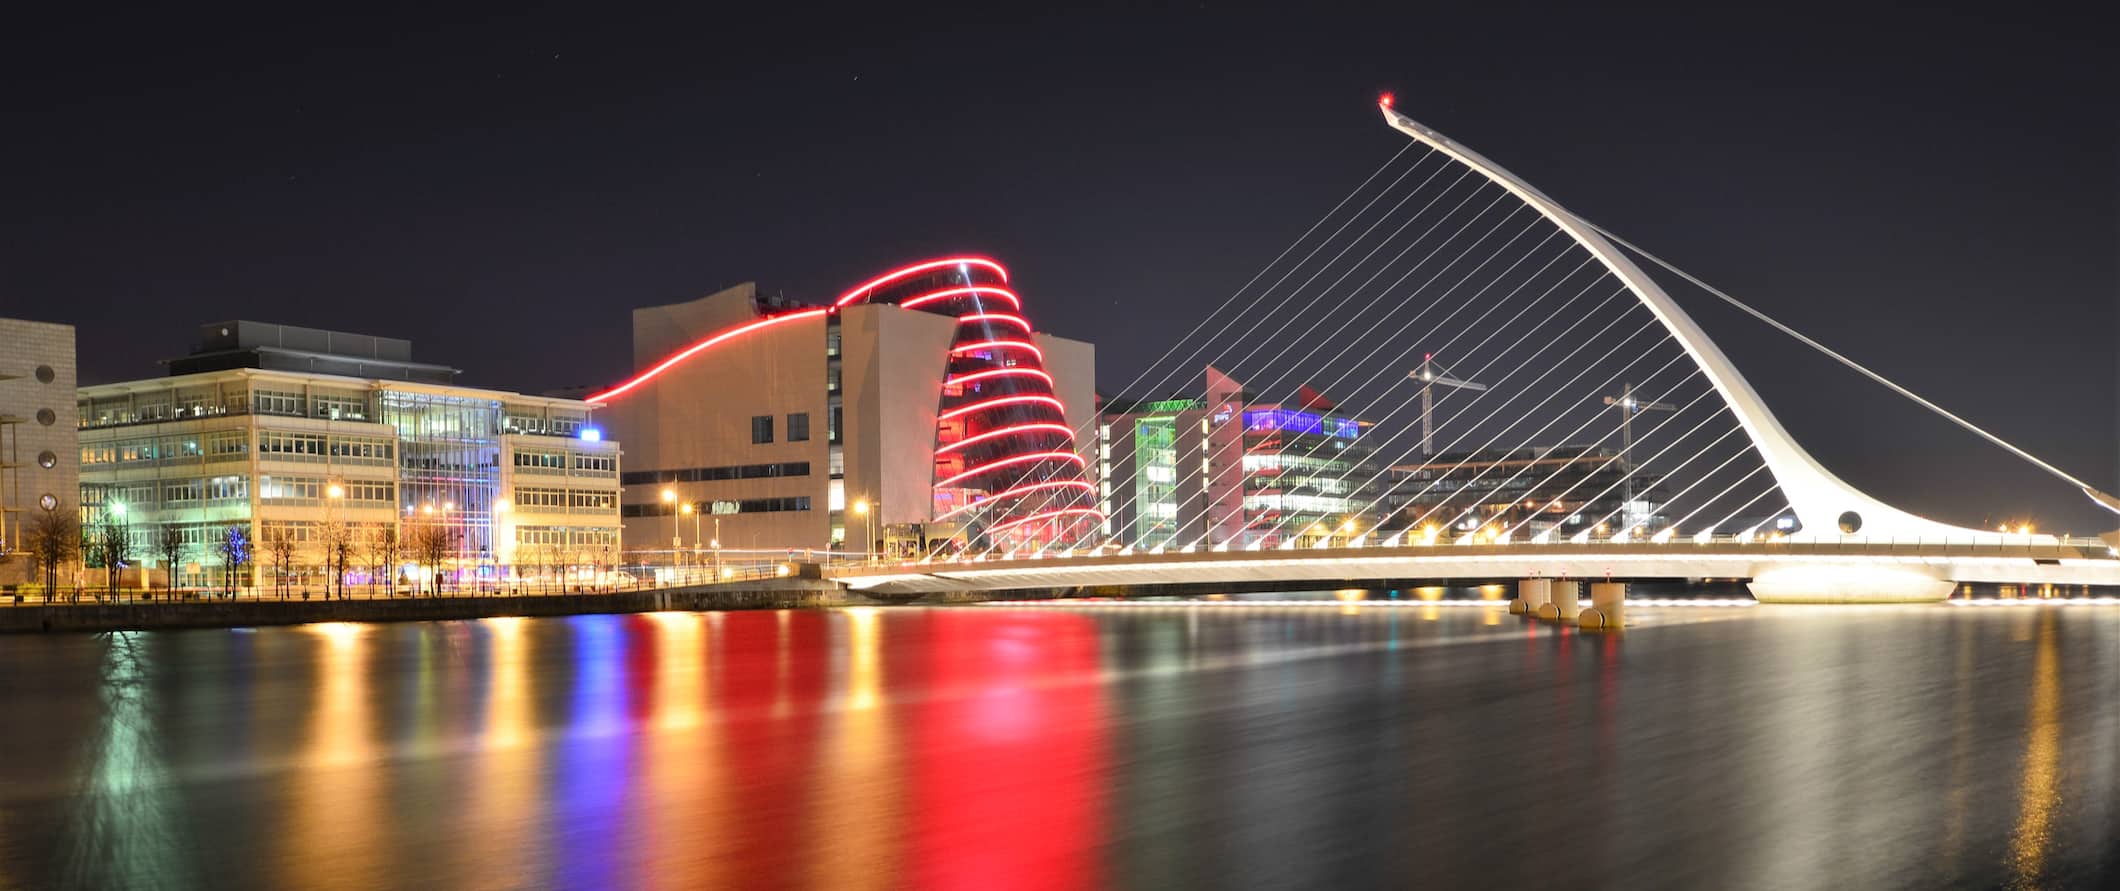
[679,502,699,584]
[110,501,131,597]
[852,498,874,563]
[711,516,722,581]
[661,487,678,583]
[494,497,511,592]
[325,483,344,598]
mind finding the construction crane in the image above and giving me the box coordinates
[1410,354,1488,456]
[1603,383,1675,518]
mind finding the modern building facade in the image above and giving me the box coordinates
[76,322,620,588]
[595,257,1098,556]
[0,318,79,587]
[1100,367,1378,550]
[1382,444,1667,541]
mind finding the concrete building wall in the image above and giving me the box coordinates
[631,283,760,370]
[610,311,831,551]
[840,305,958,531]
[0,318,78,587]
[1038,331,1099,476]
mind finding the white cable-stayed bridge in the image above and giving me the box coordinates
[832,99,2120,607]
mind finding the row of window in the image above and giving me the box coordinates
[258,476,397,504]
[622,496,812,518]
[514,526,622,548]
[81,430,251,465]
[512,487,620,512]
[259,431,395,462]
[619,461,811,486]
[750,412,811,444]
[512,450,618,474]
[85,476,251,509]
[504,411,589,437]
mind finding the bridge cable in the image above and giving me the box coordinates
[1571,214,2120,513]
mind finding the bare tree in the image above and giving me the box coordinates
[214,524,250,599]
[318,521,356,600]
[362,525,400,598]
[259,525,300,600]
[157,523,186,601]
[26,508,80,601]
[409,524,455,597]
[93,510,131,598]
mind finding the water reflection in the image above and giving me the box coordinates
[2009,609,2061,887]
[2,603,2118,888]
[64,633,195,887]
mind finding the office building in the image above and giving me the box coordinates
[1382,444,1667,540]
[76,321,620,588]
[1100,367,1379,550]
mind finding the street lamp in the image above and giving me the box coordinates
[325,483,345,598]
[679,502,699,583]
[493,498,512,590]
[852,498,874,561]
[661,487,678,581]
[711,516,722,581]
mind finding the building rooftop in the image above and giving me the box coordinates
[164,320,461,384]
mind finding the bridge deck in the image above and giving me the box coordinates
[828,541,2120,596]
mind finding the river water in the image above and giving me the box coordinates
[1,598,2115,889]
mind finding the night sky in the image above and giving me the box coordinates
[5,4,2113,531]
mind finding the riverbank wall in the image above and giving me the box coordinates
[0,580,871,634]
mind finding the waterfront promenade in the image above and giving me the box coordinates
[0,578,862,634]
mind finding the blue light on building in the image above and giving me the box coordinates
[1243,408,1358,439]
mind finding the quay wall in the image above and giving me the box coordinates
[1,580,867,634]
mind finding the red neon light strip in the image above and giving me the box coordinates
[938,394,1065,420]
[586,308,831,403]
[934,480,1096,521]
[945,367,1054,388]
[949,339,1043,360]
[935,450,1086,489]
[834,257,1009,306]
[935,422,1076,455]
[986,507,1106,535]
[955,312,1033,331]
[899,286,1021,311]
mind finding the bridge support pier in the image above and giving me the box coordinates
[1511,579,1550,616]
[1579,582,1626,632]
[1550,581,1581,621]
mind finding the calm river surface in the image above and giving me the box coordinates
[2,598,2116,889]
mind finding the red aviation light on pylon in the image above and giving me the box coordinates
[1378,92,1395,109]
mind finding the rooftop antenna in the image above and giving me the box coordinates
[1410,353,1487,456]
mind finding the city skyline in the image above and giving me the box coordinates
[7,5,2112,531]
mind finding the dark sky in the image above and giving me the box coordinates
[4,3,2113,531]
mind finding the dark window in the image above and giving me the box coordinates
[751,415,773,444]
[619,462,810,486]
[623,494,812,518]
[787,412,810,442]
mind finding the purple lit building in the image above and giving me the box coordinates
[1099,367,1378,551]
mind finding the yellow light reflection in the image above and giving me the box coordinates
[642,611,723,886]
[465,615,541,883]
[2008,610,2060,886]
[808,609,900,889]
[285,622,379,887]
